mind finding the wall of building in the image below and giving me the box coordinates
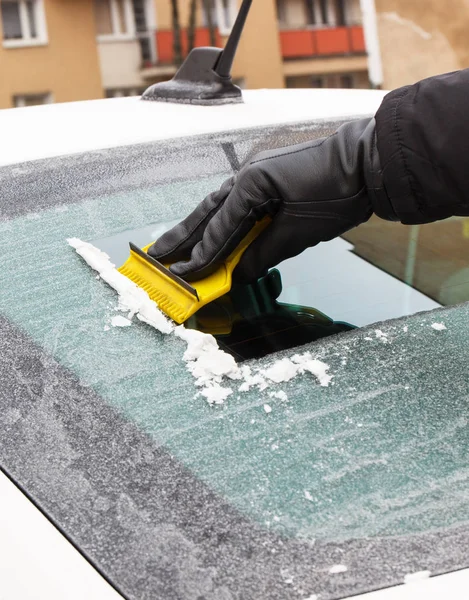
[0,0,103,108]
[230,0,284,88]
[375,0,469,89]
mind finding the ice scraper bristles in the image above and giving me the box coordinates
[118,217,271,324]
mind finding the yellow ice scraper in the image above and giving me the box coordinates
[118,217,271,324]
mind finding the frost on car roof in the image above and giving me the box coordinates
[0,88,386,167]
[2,123,469,600]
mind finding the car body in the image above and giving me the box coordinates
[2,89,469,600]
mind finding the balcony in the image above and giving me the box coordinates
[152,27,223,66]
[280,26,365,59]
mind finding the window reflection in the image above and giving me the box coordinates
[343,215,469,307]
[186,269,354,361]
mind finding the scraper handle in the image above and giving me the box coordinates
[225,216,272,275]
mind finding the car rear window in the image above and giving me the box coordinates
[2,122,469,600]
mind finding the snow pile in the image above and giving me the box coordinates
[262,357,298,383]
[174,326,239,385]
[292,353,333,387]
[111,315,132,327]
[269,390,288,402]
[251,354,332,388]
[198,385,233,405]
[69,238,333,405]
[238,365,268,392]
[68,238,173,334]
[431,322,446,331]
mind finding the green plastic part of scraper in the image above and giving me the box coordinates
[118,217,271,324]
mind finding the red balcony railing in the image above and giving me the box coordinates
[280,26,365,59]
[155,28,222,64]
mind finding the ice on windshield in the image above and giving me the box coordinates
[344,216,469,307]
[3,143,469,549]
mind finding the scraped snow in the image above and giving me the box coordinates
[261,354,332,387]
[174,326,239,385]
[68,238,173,334]
[70,238,334,405]
[404,570,431,584]
[238,365,268,392]
[261,358,299,383]
[198,384,233,405]
[111,315,132,327]
[329,564,348,574]
[291,353,333,386]
[431,322,446,331]
[269,390,288,402]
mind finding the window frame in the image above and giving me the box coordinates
[1,0,48,48]
[105,88,143,98]
[95,0,156,63]
[96,0,136,42]
[95,0,153,43]
[277,0,352,30]
[214,0,237,36]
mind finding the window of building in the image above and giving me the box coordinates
[286,73,361,89]
[132,0,147,32]
[94,0,155,61]
[105,88,145,98]
[318,0,328,24]
[277,0,350,28]
[303,0,315,25]
[13,92,52,107]
[94,0,133,37]
[216,0,236,34]
[1,0,47,47]
[340,73,353,88]
[201,0,236,35]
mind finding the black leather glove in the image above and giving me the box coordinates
[148,118,386,283]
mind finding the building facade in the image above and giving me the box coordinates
[0,0,103,107]
[0,0,376,108]
[2,0,469,109]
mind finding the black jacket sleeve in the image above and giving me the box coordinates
[374,69,469,224]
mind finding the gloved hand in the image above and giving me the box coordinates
[148,118,388,283]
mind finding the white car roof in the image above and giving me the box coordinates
[0,88,386,167]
